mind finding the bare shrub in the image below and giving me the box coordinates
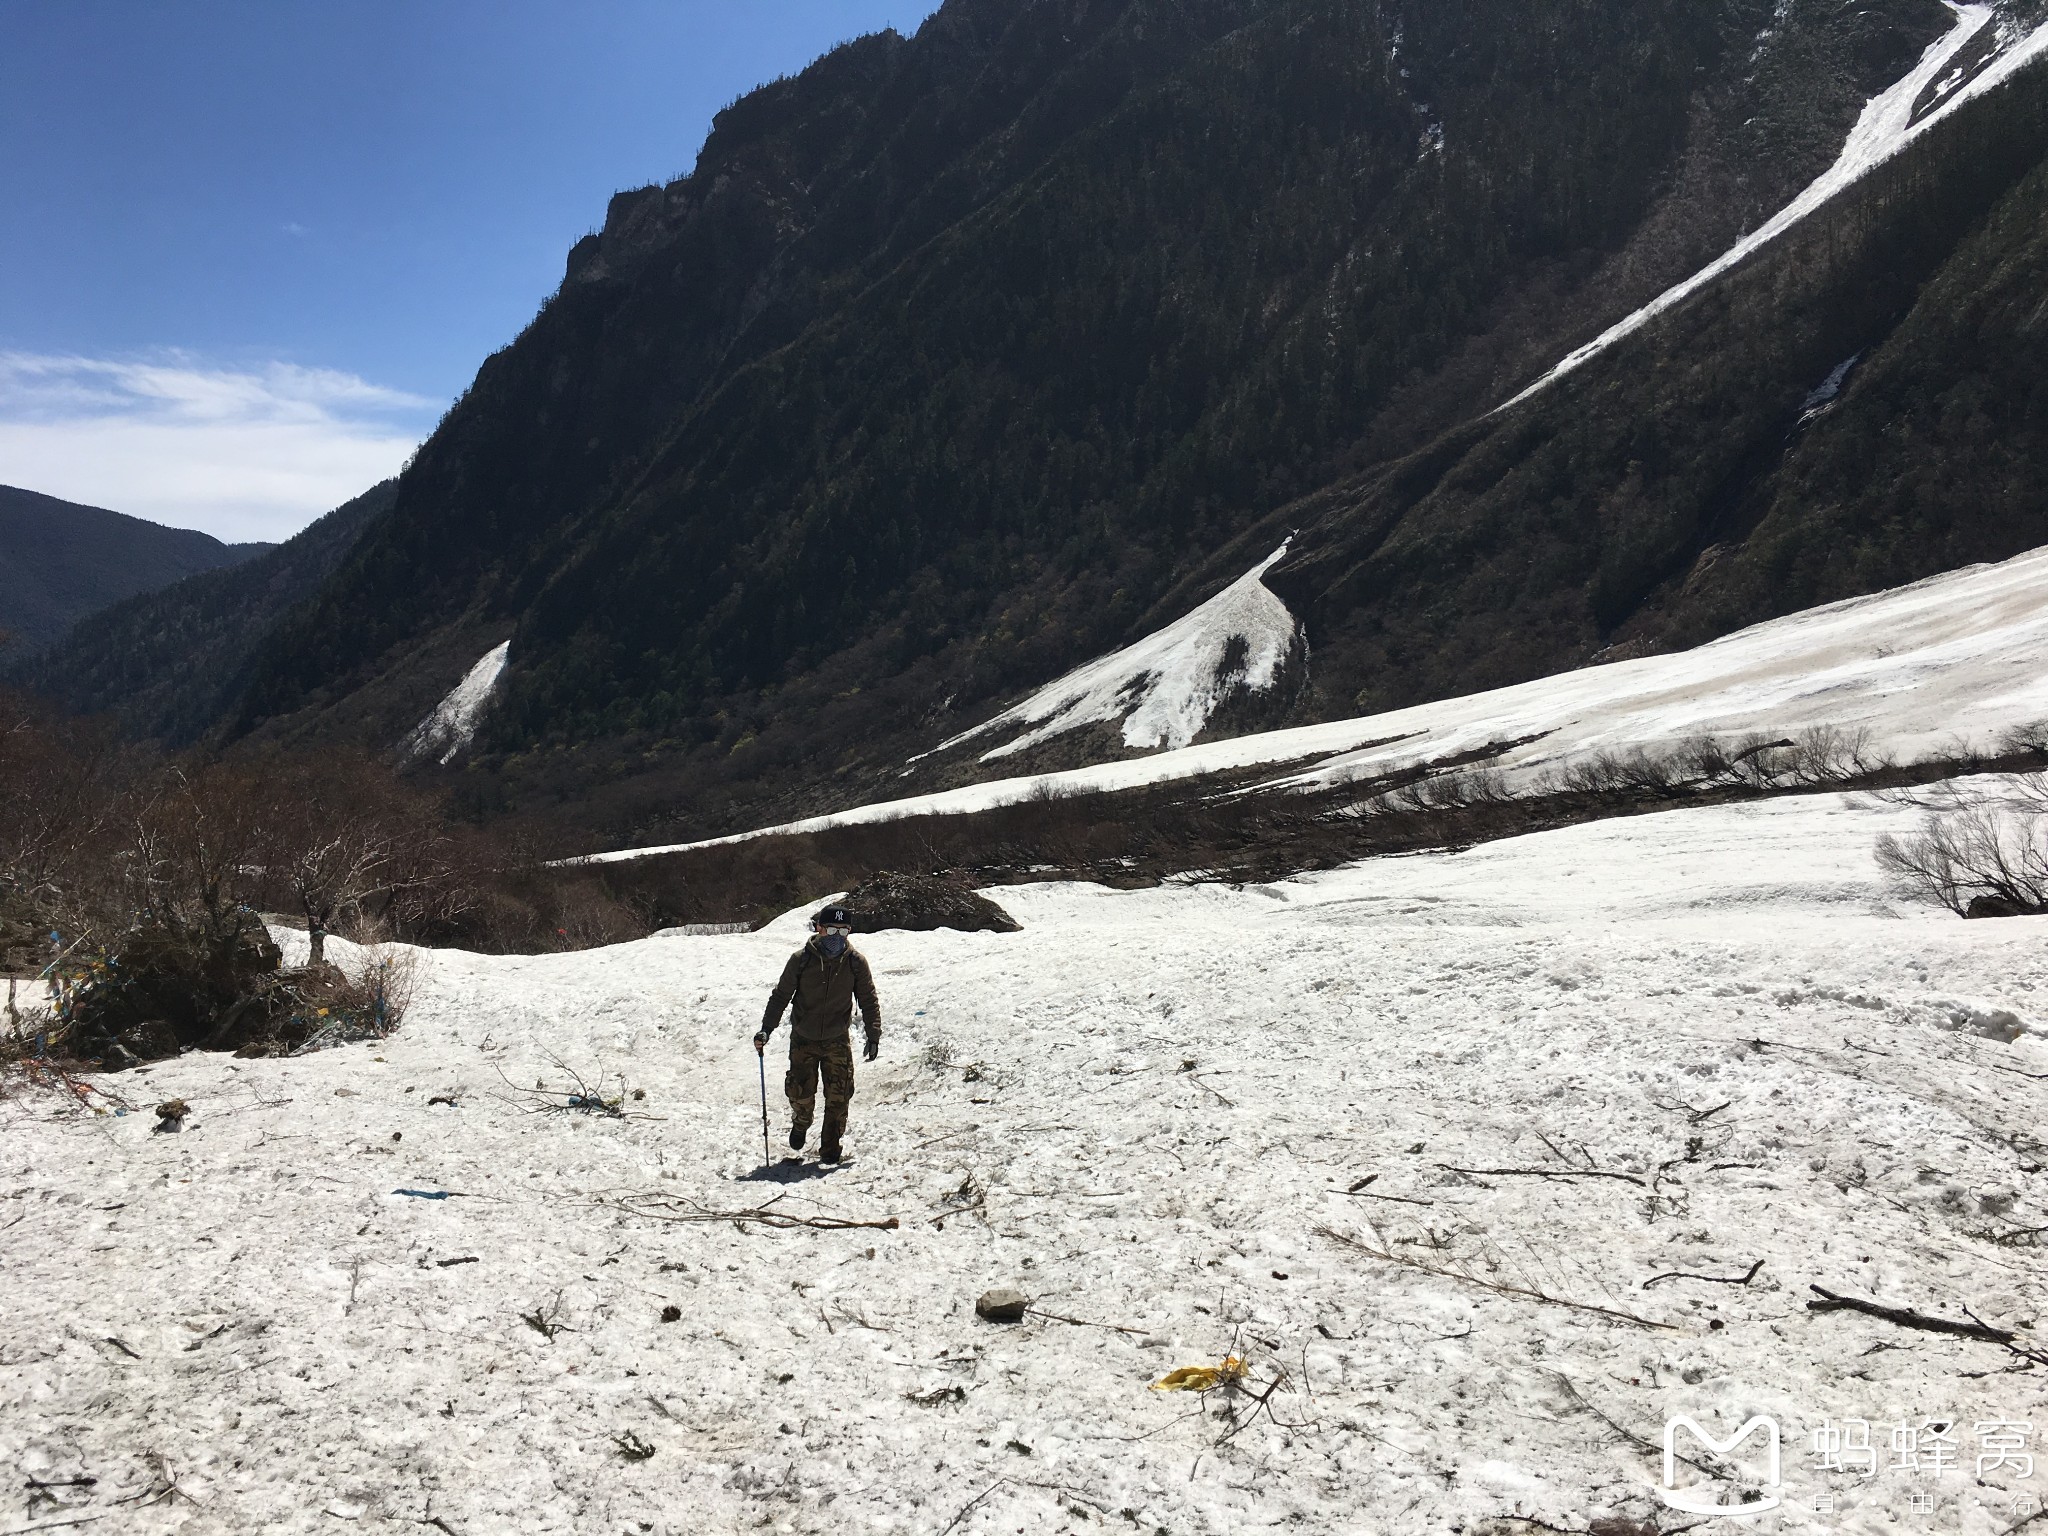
[544,876,643,951]
[1560,751,1630,797]
[1787,725,1888,785]
[1677,735,1735,783]
[1998,721,2048,758]
[1728,735,1795,788]
[1876,785,2048,917]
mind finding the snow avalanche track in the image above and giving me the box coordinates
[9,791,2048,1532]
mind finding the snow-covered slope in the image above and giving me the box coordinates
[580,542,2048,863]
[927,541,1300,762]
[10,790,2048,1532]
[402,641,509,766]
[1502,2,2048,411]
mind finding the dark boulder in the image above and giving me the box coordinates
[1965,895,2042,919]
[839,873,1021,935]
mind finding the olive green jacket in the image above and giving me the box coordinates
[762,940,882,1046]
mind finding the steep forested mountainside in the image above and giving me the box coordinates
[181,0,2044,847]
[0,486,269,654]
[16,481,396,742]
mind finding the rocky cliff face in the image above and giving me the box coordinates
[92,0,2048,848]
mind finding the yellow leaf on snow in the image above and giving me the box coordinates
[1150,1356,1247,1392]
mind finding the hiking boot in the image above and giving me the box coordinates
[788,1124,808,1151]
[819,1142,844,1164]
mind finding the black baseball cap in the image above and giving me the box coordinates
[813,905,852,928]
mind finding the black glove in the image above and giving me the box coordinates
[863,1031,880,1062]
[753,1030,768,1054]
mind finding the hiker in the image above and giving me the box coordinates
[754,905,882,1163]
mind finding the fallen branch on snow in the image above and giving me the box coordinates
[616,1192,900,1232]
[1315,1226,1674,1330]
[1026,1306,1147,1336]
[1805,1286,2023,1345]
[1643,1259,1764,1289]
[1439,1164,1645,1188]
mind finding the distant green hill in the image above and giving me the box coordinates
[18,480,395,742]
[0,485,271,654]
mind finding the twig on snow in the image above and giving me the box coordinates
[1214,1368,1315,1448]
[1987,1223,2048,1247]
[1551,1371,1722,1479]
[1101,1405,1208,1443]
[520,1291,572,1341]
[1647,1097,1735,1124]
[939,1478,1010,1536]
[615,1193,900,1232]
[1025,1306,1147,1336]
[1333,1188,1434,1206]
[1186,1074,1235,1108]
[1438,1164,1645,1187]
[1642,1259,1764,1290]
[1315,1227,1674,1330]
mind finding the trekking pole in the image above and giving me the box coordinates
[757,1047,771,1168]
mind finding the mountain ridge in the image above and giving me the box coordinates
[38,0,2048,855]
[17,480,397,742]
[0,485,271,656]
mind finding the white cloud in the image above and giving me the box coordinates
[0,351,438,544]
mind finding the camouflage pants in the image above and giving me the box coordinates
[786,1036,856,1147]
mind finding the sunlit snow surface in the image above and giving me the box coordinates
[9,793,2048,1531]
[581,541,2048,863]
[403,641,510,766]
[930,540,1299,761]
[1500,2,2048,411]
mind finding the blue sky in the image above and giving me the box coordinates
[0,1,941,541]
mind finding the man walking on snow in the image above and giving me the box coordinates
[754,905,881,1164]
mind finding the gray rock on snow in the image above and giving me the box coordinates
[975,1287,1030,1323]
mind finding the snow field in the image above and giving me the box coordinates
[8,789,2048,1533]
[403,641,510,767]
[928,542,1300,763]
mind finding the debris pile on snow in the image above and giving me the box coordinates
[403,640,510,766]
[839,873,1022,935]
[1503,3,2048,409]
[931,542,1300,762]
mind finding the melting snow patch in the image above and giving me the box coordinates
[404,641,509,766]
[933,542,1300,761]
[1799,352,1861,422]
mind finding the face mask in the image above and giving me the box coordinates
[818,932,848,958]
